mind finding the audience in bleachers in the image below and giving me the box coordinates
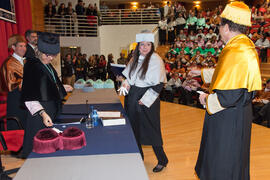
[53,1,270,127]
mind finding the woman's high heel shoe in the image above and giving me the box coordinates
[152,164,167,172]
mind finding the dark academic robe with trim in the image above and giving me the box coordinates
[195,34,262,180]
[195,89,255,180]
[21,57,66,157]
[126,84,164,146]
[24,44,36,59]
[122,53,167,147]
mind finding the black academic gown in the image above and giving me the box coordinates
[21,57,66,157]
[24,44,36,59]
[126,83,164,146]
[195,89,255,180]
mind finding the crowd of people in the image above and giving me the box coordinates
[44,0,99,36]
[45,0,99,18]
[61,52,130,87]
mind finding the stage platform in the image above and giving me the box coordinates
[3,99,270,179]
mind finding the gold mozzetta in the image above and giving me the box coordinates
[209,34,262,93]
[220,1,251,27]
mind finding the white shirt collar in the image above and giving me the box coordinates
[28,43,36,50]
[138,55,145,63]
[12,53,25,65]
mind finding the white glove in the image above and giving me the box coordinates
[117,79,130,96]
[117,86,128,96]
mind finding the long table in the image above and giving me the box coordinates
[14,89,149,180]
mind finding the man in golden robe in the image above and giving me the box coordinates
[0,35,28,130]
[195,2,262,180]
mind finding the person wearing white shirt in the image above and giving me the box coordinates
[24,29,38,59]
[0,35,28,130]
[255,33,270,62]
[120,31,168,173]
[175,13,186,35]
[164,2,170,18]
[158,17,167,45]
[196,29,206,41]
[205,28,217,41]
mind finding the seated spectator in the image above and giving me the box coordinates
[190,50,204,64]
[178,29,187,41]
[253,26,265,41]
[179,43,191,55]
[197,12,206,30]
[175,37,182,48]
[253,79,270,127]
[164,72,182,102]
[259,4,267,14]
[206,36,219,49]
[246,28,253,39]
[195,29,206,42]
[254,11,264,21]
[185,36,194,49]
[169,43,180,55]
[259,17,266,26]
[188,30,196,41]
[204,43,216,56]
[255,33,270,62]
[178,50,190,66]
[178,69,201,105]
[195,35,205,48]
[165,52,176,64]
[172,59,186,75]
[205,28,217,41]
[264,9,270,19]
[190,42,203,57]
[201,51,216,67]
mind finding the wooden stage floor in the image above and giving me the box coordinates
[2,100,270,179]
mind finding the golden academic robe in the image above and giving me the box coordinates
[0,56,23,92]
[0,56,27,130]
[196,34,262,180]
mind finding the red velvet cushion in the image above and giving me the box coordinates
[33,128,63,154]
[62,127,86,150]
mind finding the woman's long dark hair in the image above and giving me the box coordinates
[128,42,155,80]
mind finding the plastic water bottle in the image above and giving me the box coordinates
[92,109,99,127]
[89,106,98,127]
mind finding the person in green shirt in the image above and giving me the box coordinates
[197,13,206,30]
[191,42,204,57]
[186,11,197,33]
[203,43,216,56]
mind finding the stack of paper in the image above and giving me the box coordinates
[98,111,126,126]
